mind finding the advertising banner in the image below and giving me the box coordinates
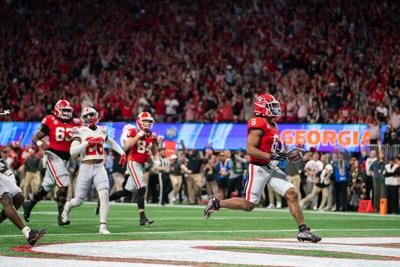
[0,122,387,152]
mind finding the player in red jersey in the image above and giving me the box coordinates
[107,112,160,225]
[204,94,321,243]
[23,100,81,226]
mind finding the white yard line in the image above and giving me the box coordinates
[1,228,400,238]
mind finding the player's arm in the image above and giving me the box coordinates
[70,136,88,157]
[247,129,270,160]
[247,129,286,161]
[106,136,125,156]
[32,125,49,150]
[124,132,145,150]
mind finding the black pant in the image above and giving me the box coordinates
[147,173,159,203]
[335,181,348,211]
[365,175,373,200]
[228,176,243,198]
[386,185,400,214]
[159,173,172,205]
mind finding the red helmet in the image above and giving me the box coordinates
[53,99,73,120]
[81,107,99,127]
[253,94,281,117]
[136,112,154,131]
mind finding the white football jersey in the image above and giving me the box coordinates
[72,126,108,161]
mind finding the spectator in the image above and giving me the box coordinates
[204,154,218,198]
[185,150,205,204]
[385,156,400,214]
[303,152,323,209]
[332,153,350,211]
[164,93,179,123]
[216,151,231,200]
[370,150,387,211]
[20,149,41,200]
[348,160,366,211]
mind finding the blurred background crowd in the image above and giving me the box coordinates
[0,0,400,127]
[1,140,399,214]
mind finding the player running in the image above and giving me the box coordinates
[23,100,81,226]
[61,107,126,234]
[0,158,45,245]
[107,112,160,226]
[204,94,321,243]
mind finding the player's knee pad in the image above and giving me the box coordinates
[55,187,68,203]
[33,186,48,202]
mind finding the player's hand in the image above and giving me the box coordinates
[137,130,147,138]
[36,140,48,150]
[119,154,127,166]
[270,151,288,161]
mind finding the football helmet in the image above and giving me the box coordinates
[53,99,73,120]
[253,94,281,117]
[81,107,99,127]
[136,112,154,131]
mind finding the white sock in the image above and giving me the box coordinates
[22,226,31,239]
[68,198,83,210]
[98,189,109,224]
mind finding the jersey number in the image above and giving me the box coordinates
[86,143,104,156]
[55,127,72,142]
[137,140,152,154]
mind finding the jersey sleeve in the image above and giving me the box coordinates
[127,128,137,138]
[247,117,266,132]
[71,126,81,139]
[39,115,53,135]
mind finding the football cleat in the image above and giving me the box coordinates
[99,224,111,234]
[22,201,33,222]
[27,228,46,246]
[204,196,220,219]
[139,217,154,226]
[297,228,322,243]
[60,209,71,225]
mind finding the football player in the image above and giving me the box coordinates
[61,107,126,234]
[0,158,45,245]
[204,94,322,243]
[109,112,160,226]
[23,100,81,225]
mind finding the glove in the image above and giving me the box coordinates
[87,136,104,145]
[119,154,127,166]
[270,151,288,161]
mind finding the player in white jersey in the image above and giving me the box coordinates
[61,107,126,234]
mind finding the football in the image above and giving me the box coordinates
[287,148,307,163]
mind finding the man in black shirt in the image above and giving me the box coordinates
[21,149,41,200]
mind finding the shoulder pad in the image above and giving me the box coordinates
[127,128,137,137]
[72,118,83,125]
[42,114,54,125]
[247,117,266,129]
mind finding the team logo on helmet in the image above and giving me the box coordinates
[253,94,281,117]
[53,99,73,120]
[81,107,99,127]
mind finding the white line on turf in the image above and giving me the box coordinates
[1,228,400,238]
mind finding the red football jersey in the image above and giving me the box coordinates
[247,116,279,165]
[127,128,157,164]
[40,115,81,154]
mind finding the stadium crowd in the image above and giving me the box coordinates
[1,140,399,214]
[1,0,400,128]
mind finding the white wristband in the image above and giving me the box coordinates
[36,140,44,147]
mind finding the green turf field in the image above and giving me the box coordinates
[1,201,399,260]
